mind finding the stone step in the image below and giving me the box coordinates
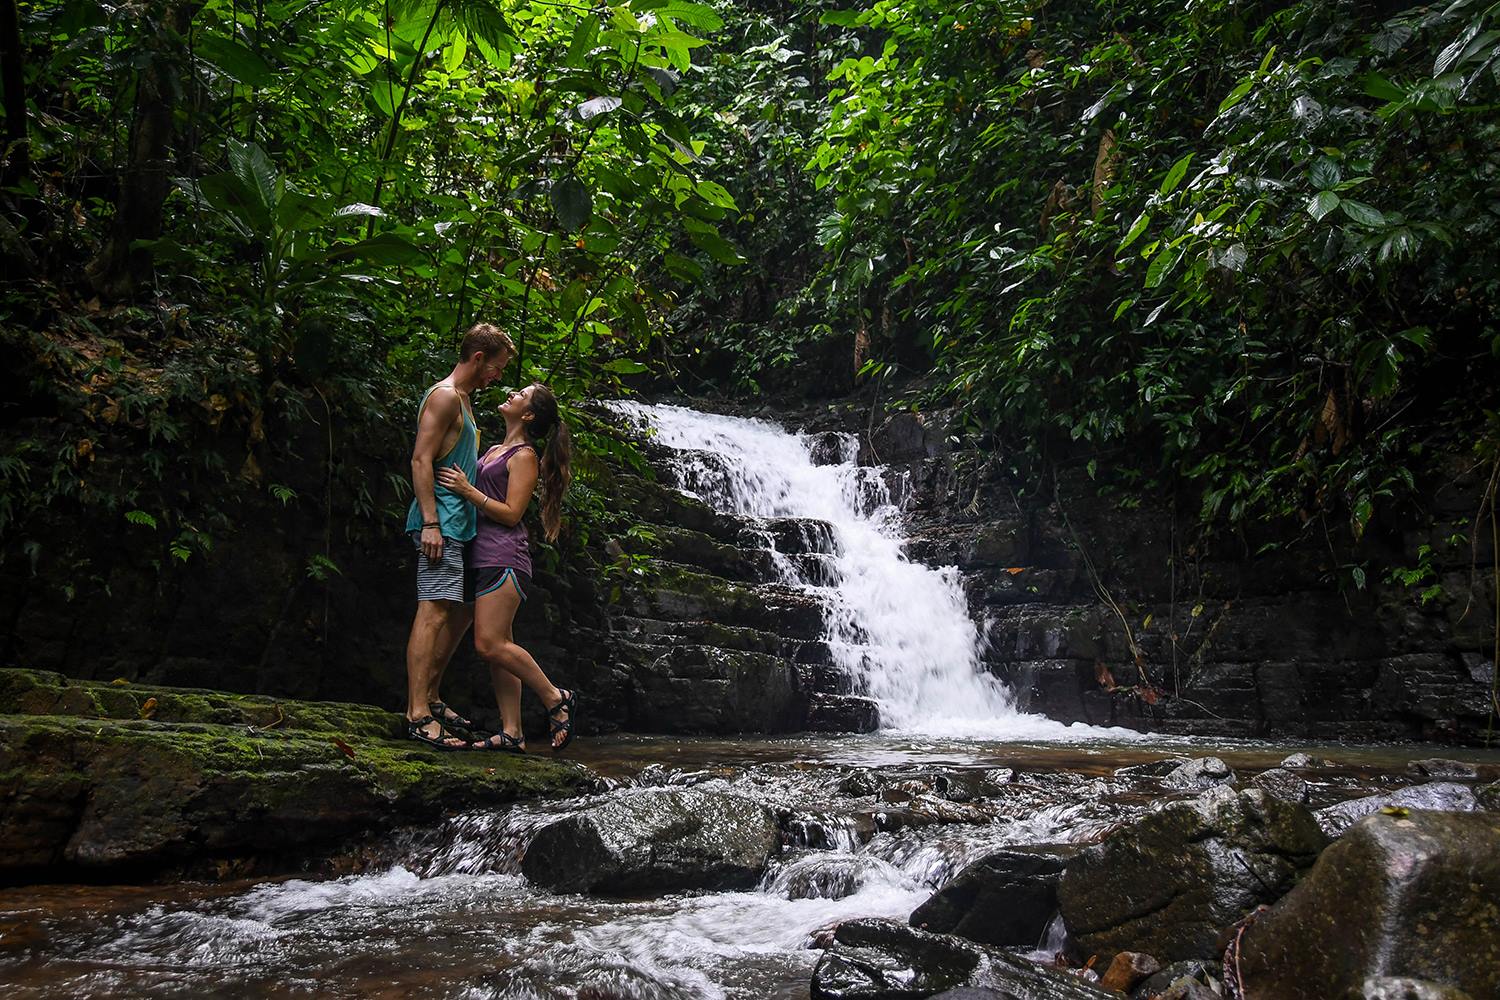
[623,644,808,734]
[611,616,790,657]
[648,524,778,583]
[754,517,840,556]
[627,563,826,639]
[806,693,879,733]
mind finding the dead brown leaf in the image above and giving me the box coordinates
[331,737,356,760]
[139,697,158,719]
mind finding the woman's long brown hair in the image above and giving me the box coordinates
[524,383,572,541]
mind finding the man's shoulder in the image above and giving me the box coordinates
[423,381,463,412]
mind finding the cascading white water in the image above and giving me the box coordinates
[615,402,1133,742]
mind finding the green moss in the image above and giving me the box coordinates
[0,668,402,738]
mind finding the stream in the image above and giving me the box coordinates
[2,404,1496,997]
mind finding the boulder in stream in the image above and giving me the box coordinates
[1056,786,1327,964]
[520,788,779,895]
[908,848,1071,947]
[1249,767,1311,805]
[1161,756,1236,791]
[1237,810,1500,1000]
[1313,781,1479,838]
[811,917,1114,1000]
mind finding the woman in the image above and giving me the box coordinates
[436,383,576,753]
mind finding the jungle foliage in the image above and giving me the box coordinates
[684,0,1500,573]
[1,0,738,574]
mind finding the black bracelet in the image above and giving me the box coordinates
[422,521,440,529]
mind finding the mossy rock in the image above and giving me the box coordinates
[0,668,401,738]
[0,710,592,883]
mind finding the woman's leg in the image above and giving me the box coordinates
[472,574,572,748]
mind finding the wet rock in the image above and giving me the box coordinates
[1057,787,1327,964]
[1238,810,1500,1000]
[1314,782,1479,838]
[1114,758,1189,780]
[811,918,1114,1000]
[806,431,852,467]
[1097,951,1161,993]
[770,854,897,901]
[520,789,779,895]
[1280,753,1327,769]
[1478,781,1500,811]
[759,517,840,556]
[838,771,880,798]
[1156,981,1218,1000]
[807,694,880,733]
[0,710,589,881]
[909,849,1069,947]
[1249,768,1311,806]
[1131,960,1213,1000]
[1349,977,1474,1000]
[1405,758,1479,779]
[625,644,807,734]
[1161,756,1236,791]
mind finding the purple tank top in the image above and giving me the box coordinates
[469,444,533,573]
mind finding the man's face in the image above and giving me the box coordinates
[478,351,512,387]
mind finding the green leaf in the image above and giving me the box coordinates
[322,232,426,266]
[603,358,649,374]
[195,34,275,88]
[1144,245,1179,288]
[227,138,279,216]
[551,176,593,231]
[1362,73,1405,102]
[1308,191,1341,221]
[687,227,747,265]
[1340,200,1386,227]
[1159,154,1194,197]
[197,172,271,237]
[124,510,158,529]
[574,96,623,121]
[819,10,862,26]
[637,0,724,31]
[1119,211,1152,253]
[1217,76,1256,115]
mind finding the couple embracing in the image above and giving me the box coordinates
[402,322,576,754]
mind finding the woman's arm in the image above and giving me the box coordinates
[436,449,539,527]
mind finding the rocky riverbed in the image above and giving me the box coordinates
[2,714,1498,999]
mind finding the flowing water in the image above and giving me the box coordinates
[4,405,1497,997]
[612,402,1134,742]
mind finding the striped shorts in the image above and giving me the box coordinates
[411,532,469,603]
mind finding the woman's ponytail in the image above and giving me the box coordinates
[525,384,572,541]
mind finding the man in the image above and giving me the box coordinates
[404,322,515,748]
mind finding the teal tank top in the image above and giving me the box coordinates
[405,384,479,541]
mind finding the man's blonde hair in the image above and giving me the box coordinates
[460,322,515,360]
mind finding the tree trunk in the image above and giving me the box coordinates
[85,2,198,300]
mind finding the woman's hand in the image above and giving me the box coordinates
[436,466,477,502]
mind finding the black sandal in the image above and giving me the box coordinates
[546,689,576,753]
[429,700,476,732]
[474,730,526,754]
[406,715,476,751]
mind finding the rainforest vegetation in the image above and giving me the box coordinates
[2,0,1498,596]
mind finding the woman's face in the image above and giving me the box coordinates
[499,384,535,419]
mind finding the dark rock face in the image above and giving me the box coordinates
[1314,782,1480,838]
[1238,810,1500,1000]
[520,789,779,895]
[812,918,1114,1000]
[909,849,1068,947]
[808,694,880,733]
[1057,787,1328,964]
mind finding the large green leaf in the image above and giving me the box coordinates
[195,34,275,88]
[551,176,593,231]
[197,172,272,238]
[227,139,279,217]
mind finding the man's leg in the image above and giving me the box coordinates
[426,601,474,708]
[405,599,469,746]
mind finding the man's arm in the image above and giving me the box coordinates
[411,388,461,562]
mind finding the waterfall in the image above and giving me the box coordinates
[615,403,1129,741]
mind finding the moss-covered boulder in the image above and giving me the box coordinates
[1239,810,1500,1000]
[1057,786,1328,964]
[0,670,593,884]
